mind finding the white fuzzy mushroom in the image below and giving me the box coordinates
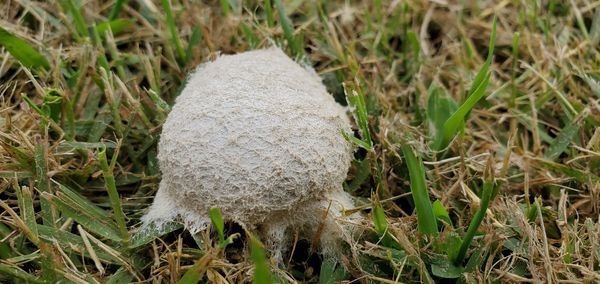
[142,47,358,259]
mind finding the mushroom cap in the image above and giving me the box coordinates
[147,47,353,229]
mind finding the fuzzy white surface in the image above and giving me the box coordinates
[142,47,358,258]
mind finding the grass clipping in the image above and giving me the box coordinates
[142,47,358,258]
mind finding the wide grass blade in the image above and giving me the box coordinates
[427,84,457,145]
[250,234,273,284]
[433,17,497,151]
[401,144,438,235]
[0,27,49,70]
[209,207,225,243]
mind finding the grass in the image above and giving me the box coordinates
[1,0,600,283]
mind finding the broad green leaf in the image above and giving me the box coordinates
[401,144,438,235]
[433,17,496,151]
[209,207,225,243]
[0,27,49,70]
[427,84,457,149]
[432,200,452,226]
[96,18,133,36]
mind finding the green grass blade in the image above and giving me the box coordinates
[219,0,230,15]
[250,234,273,284]
[130,222,182,249]
[60,0,89,38]
[344,84,373,150]
[209,207,225,243]
[544,115,585,161]
[0,263,44,284]
[453,177,495,265]
[372,201,400,249]
[432,200,452,227]
[45,190,123,241]
[96,18,133,36]
[15,186,39,241]
[273,0,303,57]
[108,0,129,20]
[264,0,274,27]
[179,256,211,284]
[38,225,120,263]
[161,0,185,62]
[184,26,203,64]
[435,17,496,151]
[401,144,438,235]
[0,27,49,70]
[98,147,130,243]
[427,83,457,149]
[34,143,55,226]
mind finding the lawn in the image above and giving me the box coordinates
[1,0,599,283]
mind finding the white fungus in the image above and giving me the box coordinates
[142,47,358,259]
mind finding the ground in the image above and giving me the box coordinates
[0,0,599,283]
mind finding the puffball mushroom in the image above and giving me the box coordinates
[142,47,358,259]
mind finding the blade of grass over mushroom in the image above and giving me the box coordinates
[0,27,49,70]
[400,144,438,235]
[98,146,130,243]
[208,208,240,249]
[250,234,274,284]
[433,17,496,151]
[162,0,185,63]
